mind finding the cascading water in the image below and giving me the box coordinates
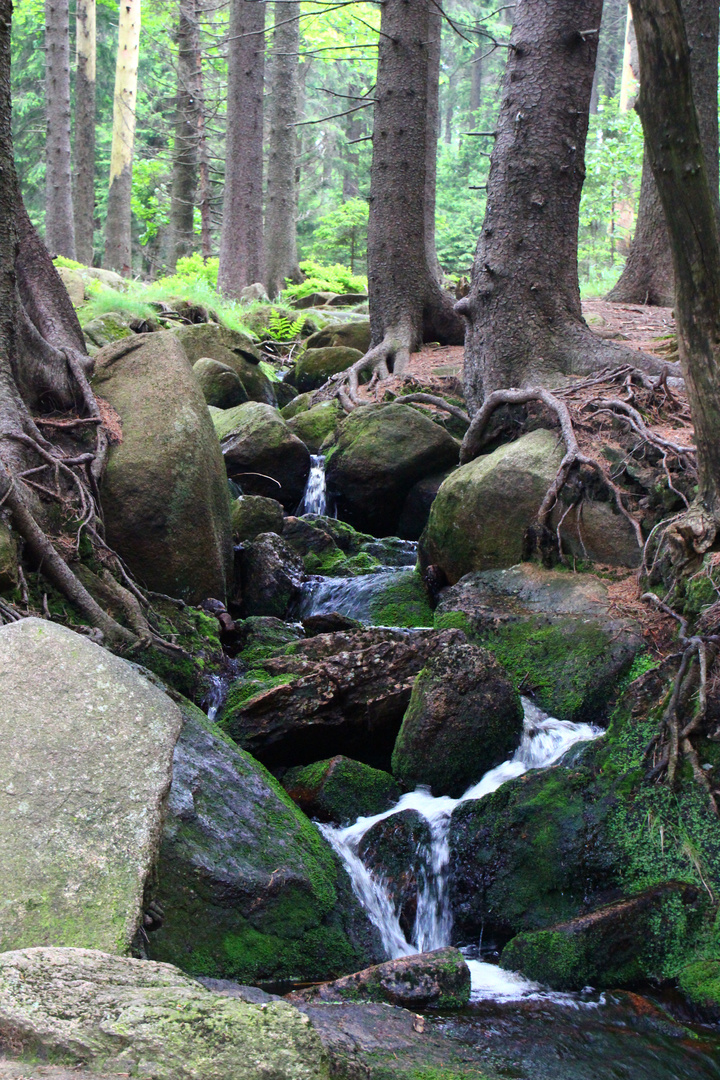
[296,566,415,622]
[320,698,602,1001]
[300,455,328,516]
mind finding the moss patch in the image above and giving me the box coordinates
[368,570,433,628]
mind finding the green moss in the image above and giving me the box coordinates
[679,958,720,1011]
[223,669,296,710]
[369,570,433,628]
[433,611,473,636]
[283,756,401,825]
[236,616,303,666]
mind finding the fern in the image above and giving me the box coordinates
[266,308,305,342]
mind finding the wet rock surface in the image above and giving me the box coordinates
[222,627,466,769]
[236,532,305,617]
[358,810,433,939]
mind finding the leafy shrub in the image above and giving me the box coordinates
[282,260,367,302]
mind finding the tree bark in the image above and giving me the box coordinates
[630,0,720,517]
[363,0,463,380]
[168,0,200,272]
[264,0,302,298]
[73,0,96,266]
[470,46,483,114]
[459,0,666,413]
[218,0,265,297]
[104,0,141,275]
[44,0,75,259]
[425,6,443,282]
[607,0,719,306]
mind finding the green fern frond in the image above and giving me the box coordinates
[267,308,305,342]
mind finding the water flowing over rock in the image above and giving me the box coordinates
[0,619,183,954]
[300,455,329,516]
[0,948,331,1080]
[148,706,381,983]
[92,332,233,604]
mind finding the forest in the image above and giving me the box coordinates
[2,1,720,1079]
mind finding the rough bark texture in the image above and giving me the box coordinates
[218,0,265,297]
[44,0,75,259]
[459,0,664,412]
[168,0,200,272]
[196,1,212,262]
[424,7,443,283]
[264,1,302,298]
[364,0,463,378]
[104,0,141,275]
[630,0,720,515]
[608,0,719,306]
[73,0,96,266]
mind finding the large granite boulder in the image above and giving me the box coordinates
[213,402,310,510]
[289,346,363,393]
[286,400,342,452]
[149,706,380,983]
[289,948,470,1010]
[0,948,330,1080]
[327,404,460,535]
[434,564,644,722]
[282,756,401,826]
[192,357,248,409]
[172,323,275,405]
[221,627,466,770]
[231,494,284,542]
[236,532,305,617]
[391,640,523,796]
[0,619,183,954]
[93,332,233,603]
[304,320,371,354]
[421,428,641,582]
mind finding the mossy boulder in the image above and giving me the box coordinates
[398,469,456,541]
[286,400,342,452]
[192,357,248,409]
[148,706,381,983]
[304,320,371,354]
[93,332,233,604]
[0,618,183,954]
[281,392,313,419]
[501,883,706,991]
[237,532,304,617]
[236,615,305,667]
[392,641,523,796]
[367,569,433,628]
[434,565,644,722]
[173,323,275,405]
[82,311,133,350]
[0,518,18,591]
[231,495,284,542]
[327,404,460,535]
[289,346,363,393]
[282,756,401,826]
[421,429,640,582]
[213,401,311,509]
[0,947,331,1079]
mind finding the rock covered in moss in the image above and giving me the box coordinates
[286,399,342,452]
[501,882,706,991]
[222,627,466,770]
[328,404,459,535]
[231,495,284,542]
[237,532,304,617]
[281,391,313,419]
[0,947,331,1079]
[93,332,233,603]
[368,569,433,627]
[173,323,276,405]
[282,756,401,825]
[289,346,363,393]
[358,810,432,939]
[149,706,380,983]
[236,615,305,667]
[398,469,456,540]
[392,642,523,796]
[0,518,17,591]
[434,564,643,722]
[304,320,371,354]
[289,947,470,1010]
[82,310,133,350]
[213,401,310,509]
[0,619,183,954]
[192,357,248,409]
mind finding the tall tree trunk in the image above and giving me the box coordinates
[343,81,362,200]
[470,46,483,114]
[459,0,666,413]
[217,0,264,297]
[73,0,96,265]
[168,0,200,272]
[425,7,443,282]
[608,0,719,306]
[361,0,462,382]
[264,0,301,298]
[104,0,141,275]
[44,0,75,258]
[194,0,211,262]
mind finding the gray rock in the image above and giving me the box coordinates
[304,321,371,354]
[213,401,310,510]
[237,532,305,617]
[231,494,285,542]
[192,357,248,409]
[56,266,85,307]
[0,619,183,954]
[0,947,330,1080]
[240,282,270,303]
[289,346,363,393]
[173,323,276,405]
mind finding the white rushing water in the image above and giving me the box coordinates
[320,699,602,1002]
[296,566,416,622]
[300,455,328,516]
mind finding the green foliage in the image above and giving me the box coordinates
[282,261,368,302]
[52,256,86,271]
[156,254,220,291]
[266,308,306,342]
[310,198,369,273]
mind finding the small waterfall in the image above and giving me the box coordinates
[320,698,602,1001]
[300,455,328,516]
[204,674,229,722]
[296,567,413,622]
